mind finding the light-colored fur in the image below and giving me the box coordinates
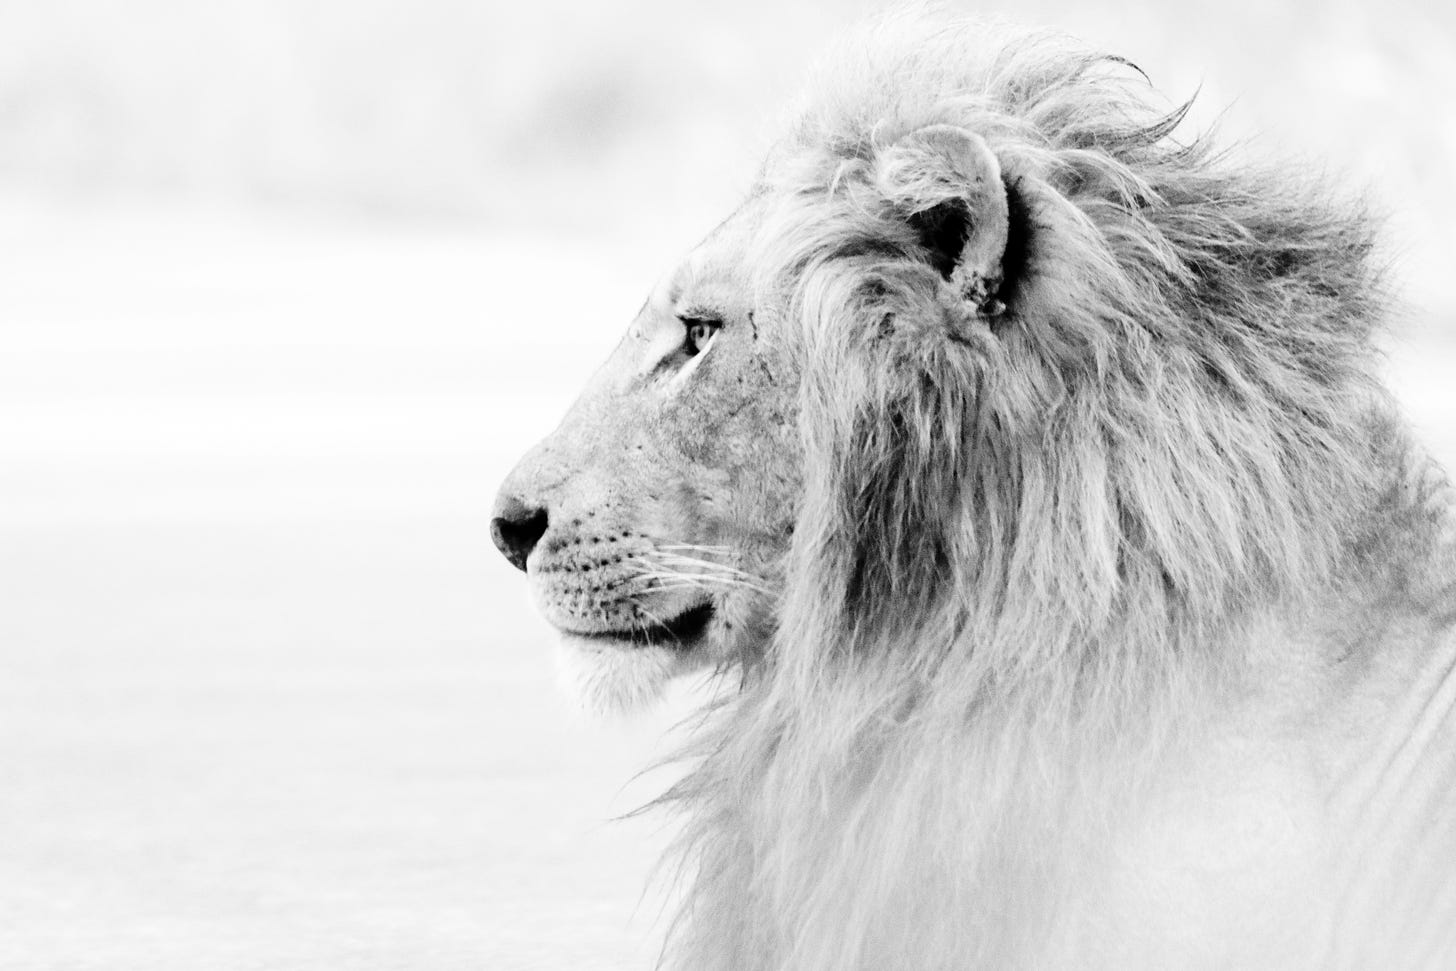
[653,17,1456,970]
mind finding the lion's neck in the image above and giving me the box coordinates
[667,449,1456,970]
[667,617,1232,968]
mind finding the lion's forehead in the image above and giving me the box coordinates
[679,232,755,290]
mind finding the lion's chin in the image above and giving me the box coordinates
[552,634,707,715]
[544,600,718,714]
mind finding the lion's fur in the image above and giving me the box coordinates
[655,17,1456,970]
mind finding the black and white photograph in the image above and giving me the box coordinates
[3,1,1455,968]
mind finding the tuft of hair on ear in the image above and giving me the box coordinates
[874,125,1010,315]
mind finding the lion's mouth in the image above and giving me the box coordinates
[566,601,715,649]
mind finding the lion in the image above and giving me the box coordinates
[490,16,1456,970]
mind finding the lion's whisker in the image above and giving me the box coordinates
[646,552,765,581]
[636,550,770,585]
[634,573,772,597]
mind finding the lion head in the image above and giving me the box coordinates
[493,118,1026,711]
[492,21,1381,714]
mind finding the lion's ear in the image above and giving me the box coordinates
[875,125,1009,313]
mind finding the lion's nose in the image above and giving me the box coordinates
[491,494,549,572]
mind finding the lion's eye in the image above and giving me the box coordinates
[682,317,722,356]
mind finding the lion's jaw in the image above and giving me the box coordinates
[492,211,800,713]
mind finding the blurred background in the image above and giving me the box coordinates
[1,1,1452,968]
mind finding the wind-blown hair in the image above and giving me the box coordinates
[658,17,1439,971]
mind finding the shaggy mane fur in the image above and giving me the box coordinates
[655,17,1450,970]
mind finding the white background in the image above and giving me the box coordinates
[1,2,1453,968]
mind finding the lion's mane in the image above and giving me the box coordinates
[658,18,1453,970]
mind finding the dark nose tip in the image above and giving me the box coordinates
[491,495,548,572]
